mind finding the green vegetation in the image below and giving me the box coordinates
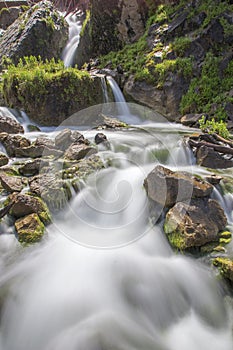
[180,52,233,120]
[199,116,230,139]
[1,56,99,122]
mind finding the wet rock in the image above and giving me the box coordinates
[15,213,45,244]
[213,258,233,284]
[164,198,227,250]
[0,1,68,67]
[18,159,50,177]
[94,133,108,144]
[15,144,63,158]
[144,165,213,208]
[29,174,72,211]
[0,108,24,134]
[8,193,51,224]
[55,129,86,151]
[64,144,97,161]
[95,114,128,129]
[196,145,233,169]
[34,136,55,148]
[0,173,25,192]
[0,133,30,157]
[0,153,8,167]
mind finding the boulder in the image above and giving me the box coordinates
[55,129,86,151]
[28,174,72,211]
[124,74,189,122]
[164,198,227,250]
[144,165,213,208]
[0,173,25,192]
[15,213,45,244]
[8,193,51,224]
[64,144,97,161]
[18,158,50,176]
[0,107,24,134]
[196,145,233,169]
[0,133,30,157]
[14,144,63,158]
[180,113,203,127]
[0,1,68,67]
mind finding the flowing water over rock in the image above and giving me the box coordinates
[0,105,232,349]
[61,12,83,67]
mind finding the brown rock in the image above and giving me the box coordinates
[0,173,25,192]
[0,133,30,157]
[18,159,50,176]
[0,153,9,167]
[196,145,233,169]
[64,144,97,161]
[144,165,213,208]
[164,198,227,250]
[0,107,24,134]
[15,213,45,244]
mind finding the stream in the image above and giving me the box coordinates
[0,103,232,349]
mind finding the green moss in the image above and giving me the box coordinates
[80,9,90,37]
[213,257,233,282]
[0,7,9,16]
[164,220,186,251]
[15,213,45,244]
[199,116,230,139]
[171,36,191,57]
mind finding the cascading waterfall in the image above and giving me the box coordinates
[61,11,83,67]
[0,118,232,350]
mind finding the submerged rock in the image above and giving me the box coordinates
[164,198,227,250]
[15,213,45,244]
[144,165,213,208]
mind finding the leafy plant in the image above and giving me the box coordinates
[199,115,230,139]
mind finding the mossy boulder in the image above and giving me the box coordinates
[213,257,233,284]
[15,213,45,244]
[2,58,104,125]
[0,0,68,68]
[8,193,51,224]
[164,198,227,251]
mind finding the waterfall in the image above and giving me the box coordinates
[106,76,131,116]
[0,120,232,350]
[61,12,83,67]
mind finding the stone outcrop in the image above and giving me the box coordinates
[75,0,148,68]
[0,173,26,192]
[0,1,68,68]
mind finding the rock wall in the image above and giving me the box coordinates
[74,0,148,68]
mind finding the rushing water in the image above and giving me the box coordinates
[0,106,232,349]
[61,12,83,67]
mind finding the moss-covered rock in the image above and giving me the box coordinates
[1,57,103,125]
[15,213,45,244]
[213,257,233,284]
[0,0,68,68]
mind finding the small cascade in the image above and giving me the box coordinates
[61,12,83,67]
[106,76,131,116]
[100,76,109,104]
[106,76,141,124]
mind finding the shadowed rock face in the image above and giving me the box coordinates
[74,0,148,68]
[0,0,68,68]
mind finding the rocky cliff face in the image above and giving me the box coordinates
[74,0,149,68]
[0,1,68,68]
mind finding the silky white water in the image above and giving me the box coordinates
[0,119,232,350]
